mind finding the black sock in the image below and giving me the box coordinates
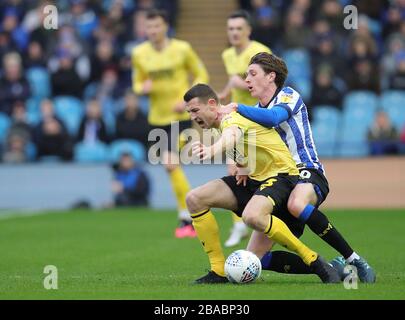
[261,251,312,274]
[304,205,354,259]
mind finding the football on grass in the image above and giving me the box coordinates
[225,250,262,284]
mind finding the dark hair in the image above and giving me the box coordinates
[146,9,169,24]
[249,52,288,88]
[184,84,219,104]
[228,10,252,27]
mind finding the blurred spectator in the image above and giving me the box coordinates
[0,31,16,63]
[50,48,83,98]
[0,52,30,115]
[389,50,405,90]
[2,135,27,164]
[7,100,32,144]
[23,40,47,69]
[3,100,32,164]
[367,110,399,155]
[381,34,405,85]
[112,152,150,207]
[34,99,73,160]
[310,64,342,110]
[346,58,380,93]
[115,90,149,148]
[77,99,109,144]
[250,0,281,50]
[89,39,119,83]
[282,7,311,49]
[1,7,29,51]
[316,0,344,32]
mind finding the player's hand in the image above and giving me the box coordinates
[219,103,238,116]
[227,163,238,176]
[142,79,153,94]
[236,174,248,187]
[173,101,186,113]
[191,141,212,161]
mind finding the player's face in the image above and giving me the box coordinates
[186,97,217,129]
[245,64,273,98]
[145,17,168,44]
[227,17,251,47]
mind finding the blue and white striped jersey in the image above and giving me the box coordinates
[256,86,324,173]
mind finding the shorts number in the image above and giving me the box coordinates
[300,170,311,179]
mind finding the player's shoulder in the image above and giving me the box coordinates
[132,41,151,56]
[250,41,271,54]
[170,38,192,50]
[222,46,235,59]
[277,86,301,100]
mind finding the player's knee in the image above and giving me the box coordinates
[287,197,306,218]
[185,189,202,212]
[164,162,178,172]
[241,211,258,228]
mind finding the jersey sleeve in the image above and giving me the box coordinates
[275,87,304,115]
[131,48,148,95]
[184,43,209,85]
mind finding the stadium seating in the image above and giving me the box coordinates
[53,96,85,136]
[0,113,11,144]
[25,97,41,126]
[74,141,109,163]
[109,139,147,163]
[379,90,405,130]
[343,90,379,113]
[311,106,341,157]
[26,67,51,99]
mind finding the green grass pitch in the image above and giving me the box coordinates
[0,208,404,300]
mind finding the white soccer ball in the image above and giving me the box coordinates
[225,250,262,284]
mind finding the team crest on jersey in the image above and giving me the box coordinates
[279,93,293,104]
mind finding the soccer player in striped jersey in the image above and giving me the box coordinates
[220,52,376,283]
[219,10,272,248]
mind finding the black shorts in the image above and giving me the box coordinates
[298,168,330,207]
[150,120,192,152]
[221,174,304,238]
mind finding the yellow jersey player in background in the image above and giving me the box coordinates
[132,9,209,238]
[219,10,272,248]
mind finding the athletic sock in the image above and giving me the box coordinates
[299,205,354,259]
[168,166,191,215]
[265,215,317,265]
[261,251,312,274]
[191,209,225,276]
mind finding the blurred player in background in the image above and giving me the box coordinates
[132,9,209,238]
[220,52,376,283]
[219,10,272,248]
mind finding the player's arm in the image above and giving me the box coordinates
[132,51,152,95]
[237,104,291,127]
[185,45,209,85]
[192,125,242,160]
[219,103,290,128]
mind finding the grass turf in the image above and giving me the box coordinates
[0,208,404,300]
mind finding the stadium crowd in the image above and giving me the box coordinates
[0,0,404,164]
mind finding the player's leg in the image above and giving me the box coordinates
[288,171,375,282]
[247,231,312,275]
[224,164,249,247]
[186,179,239,282]
[163,150,194,237]
[224,213,249,247]
[242,195,318,266]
